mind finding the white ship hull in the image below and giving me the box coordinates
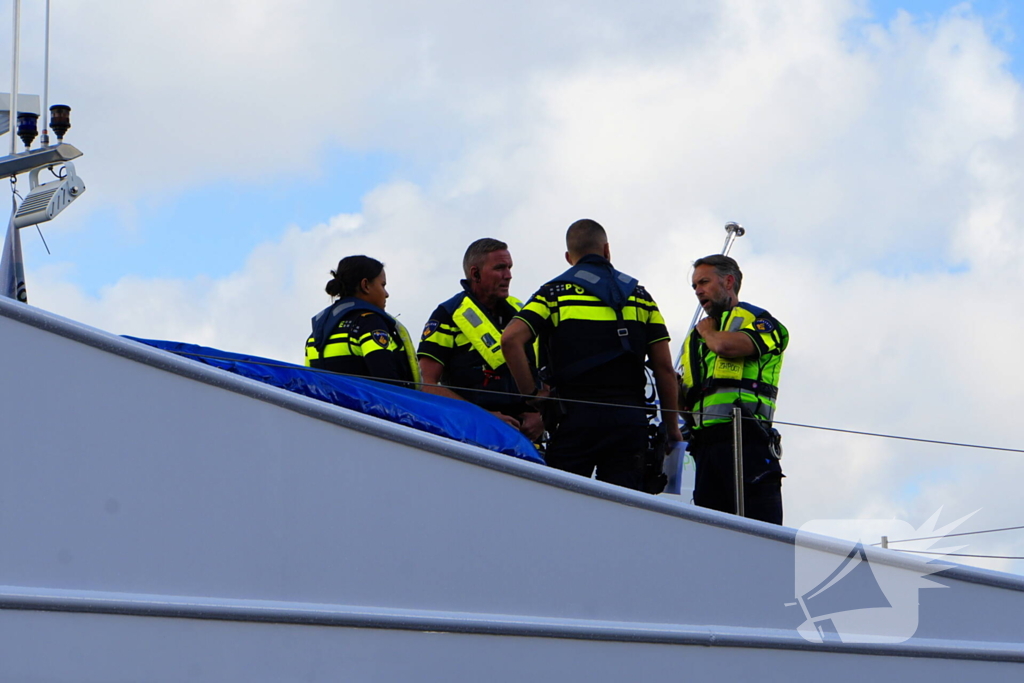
[1,297,1022,681]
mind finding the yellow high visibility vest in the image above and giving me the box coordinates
[680,303,786,429]
[393,319,423,385]
[450,294,536,370]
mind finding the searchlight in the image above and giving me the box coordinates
[13,160,85,229]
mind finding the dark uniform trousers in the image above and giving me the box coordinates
[544,401,649,491]
[689,421,783,525]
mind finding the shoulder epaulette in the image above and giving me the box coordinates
[737,301,769,318]
[439,291,468,315]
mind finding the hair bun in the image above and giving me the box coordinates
[324,256,383,299]
[325,269,342,297]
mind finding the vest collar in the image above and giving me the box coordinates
[576,253,613,268]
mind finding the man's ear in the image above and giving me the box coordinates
[603,243,611,260]
[564,251,573,265]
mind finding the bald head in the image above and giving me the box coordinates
[566,219,608,260]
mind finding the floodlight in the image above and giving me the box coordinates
[13,160,85,229]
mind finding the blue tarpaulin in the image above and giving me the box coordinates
[126,337,544,465]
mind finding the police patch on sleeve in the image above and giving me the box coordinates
[753,318,775,333]
[371,330,391,348]
[421,319,440,340]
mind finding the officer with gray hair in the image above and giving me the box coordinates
[680,254,788,524]
[418,238,543,440]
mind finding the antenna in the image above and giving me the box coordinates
[39,0,50,146]
[673,221,747,369]
[8,0,19,156]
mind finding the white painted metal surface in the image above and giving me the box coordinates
[0,296,1022,681]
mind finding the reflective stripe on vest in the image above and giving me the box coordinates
[696,387,776,426]
[450,295,525,371]
[393,319,423,385]
[553,259,639,353]
[547,259,645,383]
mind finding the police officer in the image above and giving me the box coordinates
[502,219,683,490]
[305,255,421,388]
[680,254,788,524]
[418,238,543,440]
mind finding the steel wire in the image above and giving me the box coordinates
[153,347,1024,455]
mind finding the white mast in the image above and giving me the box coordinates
[673,221,745,369]
[9,0,20,155]
[40,0,50,146]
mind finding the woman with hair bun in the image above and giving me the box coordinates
[304,255,421,388]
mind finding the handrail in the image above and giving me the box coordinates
[2,584,1023,663]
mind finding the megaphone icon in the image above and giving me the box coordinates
[793,542,892,643]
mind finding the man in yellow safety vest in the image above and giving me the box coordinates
[680,254,788,524]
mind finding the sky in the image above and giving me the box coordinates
[2,0,1024,576]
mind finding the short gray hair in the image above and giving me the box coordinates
[693,254,743,294]
[462,238,508,278]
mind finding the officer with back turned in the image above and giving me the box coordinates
[502,219,682,490]
[680,254,788,525]
[418,238,544,441]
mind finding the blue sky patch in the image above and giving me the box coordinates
[868,0,1022,76]
[22,148,399,295]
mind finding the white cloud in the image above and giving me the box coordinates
[13,0,1024,572]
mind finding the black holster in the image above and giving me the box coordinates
[540,389,568,434]
[641,419,669,494]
